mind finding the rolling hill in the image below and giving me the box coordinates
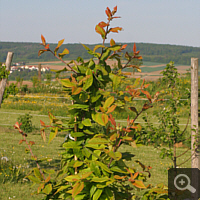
[0,41,199,65]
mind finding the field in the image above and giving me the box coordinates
[0,125,191,199]
[0,60,195,200]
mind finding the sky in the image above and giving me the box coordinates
[0,0,200,47]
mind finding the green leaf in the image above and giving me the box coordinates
[88,59,95,69]
[109,74,121,91]
[82,118,92,126]
[77,65,87,74]
[83,129,94,135]
[63,141,82,149]
[81,43,100,58]
[73,161,84,168]
[100,49,111,62]
[105,188,114,199]
[96,65,108,75]
[92,113,108,126]
[55,185,71,195]
[34,168,43,181]
[27,175,41,183]
[92,150,101,161]
[61,79,76,88]
[103,96,114,109]
[107,45,121,51]
[108,151,122,160]
[85,143,105,149]
[70,132,85,137]
[83,74,93,91]
[110,166,128,174]
[48,127,58,144]
[90,185,97,198]
[68,104,89,110]
[88,138,109,144]
[65,174,81,182]
[42,184,52,194]
[79,93,90,102]
[93,45,105,52]
[93,188,103,200]
[95,161,112,173]
[58,48,69,58]
[92,177,110,182]
[82,148,91,158]
[43,169,55,174]
[74,194,87,200]
[91,94,101,103]
[90,162,101,177]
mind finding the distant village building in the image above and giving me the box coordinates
[10,65,50,73]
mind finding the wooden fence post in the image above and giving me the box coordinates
[191,57,199,169]
[0,52,14,108]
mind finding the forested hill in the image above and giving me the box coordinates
[0,41,199,65]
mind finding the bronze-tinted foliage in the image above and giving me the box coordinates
[14,5,167,200]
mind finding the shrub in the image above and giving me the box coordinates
[17,113,33,133]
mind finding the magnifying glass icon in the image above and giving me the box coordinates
[174,174,196,193]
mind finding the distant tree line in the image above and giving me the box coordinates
[0,41,199,65]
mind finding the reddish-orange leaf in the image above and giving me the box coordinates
[106,105,116,114]
[14,122,20,129]
[141,90,152,102]
[40,120,45,127]
[45,175,51,183]
[45,44,50,49]
[57,39,65,48]
[133,43,136,53]
[142,103,153,110]
[98,21,108,28]
[71,74,77,83]
[19,139,25,145]
[109,114,116,127]
[121,44,127,50]
[41,34,46,46]
[114,175,127,180]
[135,50,140,55]
[134,55,143,60]
[110,38,116,46]
[72,182,84,198]
[132,180,146,189]
[99,107,105,113]
[29,141,35,146]
[110,133,119,141]
[130,126,138,129]
[144,84,150,89]
[38,49,47,56]
[105,7,112,18]
[72,86,82,95]
[122,128,131,133]
[132,172,139,180]
[112,6,117,15]
[102,114,108,125]
[128,107,138,115]
[95,25,106,39]
[112,16,121,19]
[109,27,122,33]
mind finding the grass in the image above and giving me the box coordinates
[0,126,65,200]
[0,126,192,199]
